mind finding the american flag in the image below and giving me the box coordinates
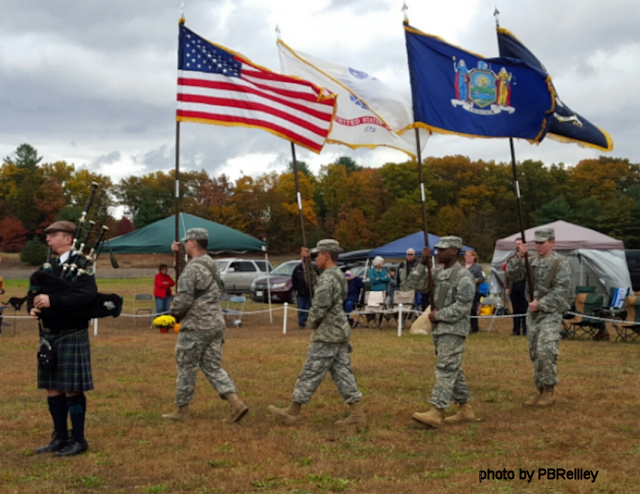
[176,25,337,154]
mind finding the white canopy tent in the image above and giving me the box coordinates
[490,220,632,300]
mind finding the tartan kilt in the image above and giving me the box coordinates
[37,329,94,392]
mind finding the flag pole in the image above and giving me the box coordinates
[508,138,535,300]
[405,4,435,307]
[175,15,185,280]
[493,8,534,299]
[290,142,314,298]
[415,128,435,308]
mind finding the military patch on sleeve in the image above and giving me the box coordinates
[457,282,475,301]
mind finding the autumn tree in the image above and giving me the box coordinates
[115,216,134,236]
[334,208,371,250]
[0,216,28,252]
[335,156,362,174]
[36,177,66,233]
[532,196,573,225]
[1,144,46,233]
[287,160,313,178]
[115,172,173,229]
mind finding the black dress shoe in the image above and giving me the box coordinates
[35,437,69,454]
[55,440,89,457]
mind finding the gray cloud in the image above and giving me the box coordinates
[0,0,637,189]
[91,151,121,167]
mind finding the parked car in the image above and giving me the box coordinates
[625,250,640,292]
[214,258,272,294]
[250,260,300,303]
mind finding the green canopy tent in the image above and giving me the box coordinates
[108,213,265,254]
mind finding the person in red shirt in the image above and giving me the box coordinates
[154,264,175,315]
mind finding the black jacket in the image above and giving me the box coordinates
[291,262,319,298]
[28,254,98,333]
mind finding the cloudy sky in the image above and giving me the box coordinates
[1,0,637,186]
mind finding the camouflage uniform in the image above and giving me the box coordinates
[171,233,237,407]
[291,242,362,405]
[506,229,571,388]
[406,237,475,409]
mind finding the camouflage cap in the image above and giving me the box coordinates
[534,227,555,242]
[311,239,343,254]
[434,236,463,250]
[181,228,209,242]
[44,220,77,234]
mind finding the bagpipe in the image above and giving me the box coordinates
[28,182,123,319]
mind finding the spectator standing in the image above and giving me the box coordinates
[154,264,175,315]
[397,249,417,290]
[386,267,398,305]
[464,250,485,334]
[505,238,528,336]
[344,270,364,327]
[292,262,316,329]
[398,248,429,311]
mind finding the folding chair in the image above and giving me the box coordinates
[478,296,504,333]
[223,295,246,327]
[575,286,596,296]
[134,293,154,326]
[354,291,386,328]
[562,293,605,340]
[386,290,416,329]
[612,296,640,343]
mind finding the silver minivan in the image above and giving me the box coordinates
[214,258,272,293]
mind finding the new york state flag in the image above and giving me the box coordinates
[405,23,556,143]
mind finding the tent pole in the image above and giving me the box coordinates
[508,138,535,300]
[415,128,435,308]
[579,253,584,285]
[174,120,181,280]
[290,142,314,298]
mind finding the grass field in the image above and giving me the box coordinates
[1,279,640,493]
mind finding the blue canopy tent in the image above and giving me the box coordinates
[369,231,473,258]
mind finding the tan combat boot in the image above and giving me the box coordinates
[162,404,189,420]
[268,402,301,425]
[524,388,543,407]
[335,402,367,428]
[224,393,249,424]
[444,402,477,424]
[411,407,445,428]
[536,386,556,408]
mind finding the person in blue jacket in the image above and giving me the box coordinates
[344,270,364,327]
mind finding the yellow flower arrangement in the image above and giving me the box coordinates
[153,315,177,329]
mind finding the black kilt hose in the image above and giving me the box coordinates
[38,329,94,392]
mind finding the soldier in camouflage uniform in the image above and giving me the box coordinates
[506,227,571,408]
[268,239,365,428]
[162,228,248,423]
[405,236,477,428]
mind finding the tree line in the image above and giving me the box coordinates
[2,143,639,260]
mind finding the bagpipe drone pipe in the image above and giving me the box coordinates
[27,182,123,320]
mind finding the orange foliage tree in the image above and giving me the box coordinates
[0,216,28,252]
